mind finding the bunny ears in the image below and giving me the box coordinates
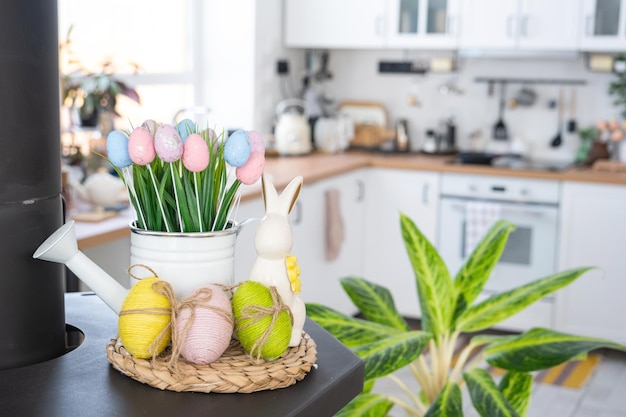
[261,174,303,216]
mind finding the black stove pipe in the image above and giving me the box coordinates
[0,0,66,369]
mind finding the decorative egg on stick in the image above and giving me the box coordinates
[236,130,265,185]
[176,118,195,143]
[182,133,210,231]
[106,130,147,229]
[155,124,185,231]
[128,126,171,232]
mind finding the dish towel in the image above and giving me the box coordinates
[325,188,345,262]
[464,201,502,257]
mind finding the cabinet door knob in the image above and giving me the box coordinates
[293,201,303,225]
[357,180,365,202]
[422,183,429,205]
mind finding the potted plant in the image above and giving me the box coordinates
[59,25,140,129]
[307,214,626,416]
[100,121,266,293]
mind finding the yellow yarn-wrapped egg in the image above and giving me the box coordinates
[232,281,292,361]
[118,277,172,359]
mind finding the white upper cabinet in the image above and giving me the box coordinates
[459,0,581,51]
[386,0,460,48]
[579,0,626,51]
[284,0,387,49]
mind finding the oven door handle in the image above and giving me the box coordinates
[451,202,547,217]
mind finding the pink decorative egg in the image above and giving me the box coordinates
[182,134,209,172]
[175,285,234,365]
[236,151,265,185]
[247,130,265,153]
[128,127,156,165]
[154,124,183,163]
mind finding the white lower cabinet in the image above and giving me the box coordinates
[233,193,264,283]
[291,170,367,316]
[555,181,626,344]
[363,168,440,319]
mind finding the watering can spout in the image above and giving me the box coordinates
[33,221,128,315]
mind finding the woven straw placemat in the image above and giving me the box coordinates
[106,332,317,393]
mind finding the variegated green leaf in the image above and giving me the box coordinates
[452,220,515,323]
[335,392,393,417]
[305,303,401,348]
[455,267,592,332]
[424,381,463,417]
[341,276,409,331]
[400,213,454,340]
[464,368,521,417]
[498,371,532,417]
[353,331,432,380]
[484,327,626,372]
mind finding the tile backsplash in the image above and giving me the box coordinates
[323,50,618,161]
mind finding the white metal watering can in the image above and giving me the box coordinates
[32,219,254,315]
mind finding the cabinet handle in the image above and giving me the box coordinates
[506,15,515,38]
[356,180,365,202]
[422,183,429,205]
[520,15,529,37]
[375,15,384,37]
[585,14,594,36]
[293,201,303,225]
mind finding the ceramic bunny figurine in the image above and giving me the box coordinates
[248,174,305,347]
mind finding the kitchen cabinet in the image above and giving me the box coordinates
[579,0,626,51]
[363,168,439,318]
[386,0,460,49]
[289,170,367,316]
[284,0,387,49]
[233,193,264,282]
[459,0,581,51]
[555,181,626,344]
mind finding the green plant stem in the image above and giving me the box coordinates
[449,340,479,383]
[413,357,437,402]
[147,164,171,232]
[428,339,442,398]
[170,163,184,231]
[387,394,423,417]
[386,373,425,413]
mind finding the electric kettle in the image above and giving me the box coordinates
[274,98,312,156]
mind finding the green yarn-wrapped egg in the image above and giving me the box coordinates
[232,281,292,360]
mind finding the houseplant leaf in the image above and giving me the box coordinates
[484,327,626,372]
[424,381,463,417]
[452,220,515,323]
[335,392,393,417]
[463,368,521,417]
[340,276,409,331]
[306,303,402,348]
[498,371,532,417]
[400,213,454,341]
[455,267,592,332]
[352,331,432,380]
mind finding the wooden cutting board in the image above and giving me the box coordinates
[337,101,392,148]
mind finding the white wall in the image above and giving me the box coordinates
[322,50,619,161]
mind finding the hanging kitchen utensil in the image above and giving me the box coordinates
[567,87,577,133]
[550,87,564,148]
[493,82,508,140]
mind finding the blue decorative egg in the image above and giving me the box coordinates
[106,130,132,168]
[176,119,195,143]
[223,130,251,167]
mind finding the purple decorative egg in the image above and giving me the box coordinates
[154,124,183,163]
[140,119,158,137]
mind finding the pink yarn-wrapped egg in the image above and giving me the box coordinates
[155,124,183,163]
[236,151,265,185]
[128,127,156,165]
[182,134,209,172]
[247,130,265,153]
[175,285,234,365]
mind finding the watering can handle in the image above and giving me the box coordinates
[237,217,260,233]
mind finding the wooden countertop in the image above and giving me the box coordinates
[75,151,626,248]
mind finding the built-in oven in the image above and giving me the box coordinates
[438,173,560,332]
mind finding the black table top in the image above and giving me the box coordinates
[0,293,364,417]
